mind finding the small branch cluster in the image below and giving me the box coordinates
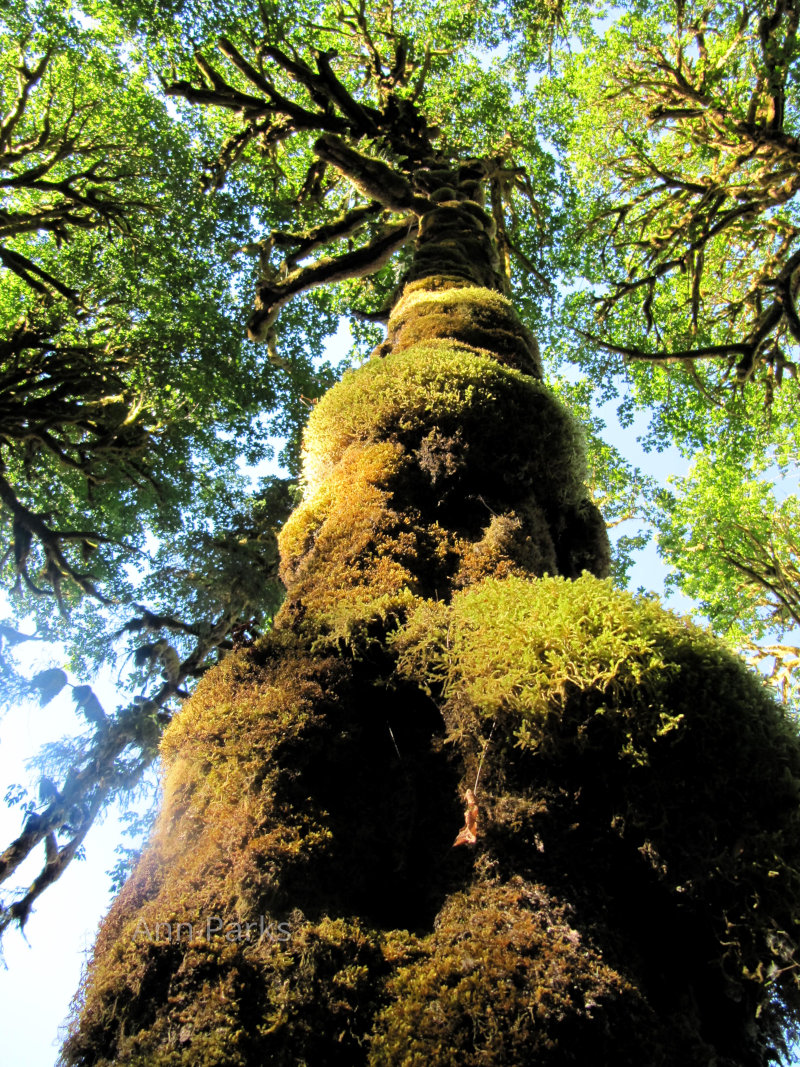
[0,48,144,301]
[588,0,800,390]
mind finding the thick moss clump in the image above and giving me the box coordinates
[301,341,580,500]
[65,912,394,1067]
[64,586,800,1066]
[368,880,679,1067]
[393,574,800,1059]
[277,441,429,647]
[386,284,541,375]
[279,334,608,645]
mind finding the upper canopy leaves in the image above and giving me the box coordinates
[560,0,800,399]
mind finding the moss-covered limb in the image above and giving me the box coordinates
[248,219,415,342]
[315,135,430,214]
[220,38,385,144]
[267,201,384,272]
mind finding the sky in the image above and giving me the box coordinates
[0,693,130,1065]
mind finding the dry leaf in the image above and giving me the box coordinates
[453,788,479,847]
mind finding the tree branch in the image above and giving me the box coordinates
[314,134,429,212]
[248,216,415,340]
[578,329,752,363]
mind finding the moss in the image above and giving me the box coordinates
[276,440,452,648]
[392,574,800,1054]
[402,207,505,289]
[389,284,514,323]
[66,584,800,1063]
[277,328,607,650]
[279,351,607,649]
[63,648,465,1065]
[64,912,393,1067]
[278,440,406,585]
[301,341,583,507]
[387,285,540,374]
[417,204,485,233]
[66,205,800,1065]
[454,506,558,585]
[368,880,679,1066]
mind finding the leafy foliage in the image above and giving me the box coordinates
[0,0,334,927]
[560,0,800,396]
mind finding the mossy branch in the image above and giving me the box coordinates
[314,134,430,213]
[248,217,415,340]
[0,610,238,934]
[261,200,384,272]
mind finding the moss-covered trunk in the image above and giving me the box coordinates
[63,168,800,1067]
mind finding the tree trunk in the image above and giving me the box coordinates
[61,168,800,1067]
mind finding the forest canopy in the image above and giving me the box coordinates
[1,0,799,945]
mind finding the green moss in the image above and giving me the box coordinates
[278,441,405,584]
[388,284,514,324]
[278,336,607,650]
[386,285,540,373]
[302,341,584,508]
[64,912,393,1067]
[276,440,451,648]
[68,205,800,1063]
[62,648,463,1065]
[368,880,678,1066]
[391,573,800,1048]
[454,507,558,585]
[65,572,800,1065]
[279,347,608,648]
[393,575,680,741]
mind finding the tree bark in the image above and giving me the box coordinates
[60,168,800,1067]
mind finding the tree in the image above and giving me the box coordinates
[651,450,800,703]
[57,4,800,1065]
[561,0,800,394]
